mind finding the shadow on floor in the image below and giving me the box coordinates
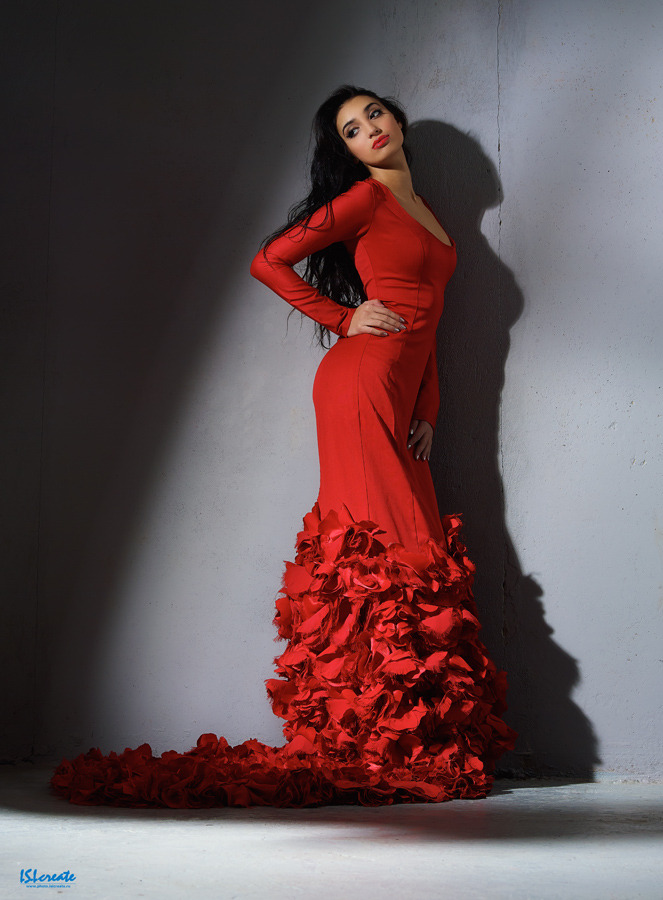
[2,766,662,843]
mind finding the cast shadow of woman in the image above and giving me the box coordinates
[408,121,599,778]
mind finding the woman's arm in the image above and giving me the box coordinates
[412,342,439,430]
[250,179,377,336]
[407,343,439,461]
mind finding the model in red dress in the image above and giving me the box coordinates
[51,87,516,807]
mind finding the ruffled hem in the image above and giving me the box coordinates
[51,504,516,808]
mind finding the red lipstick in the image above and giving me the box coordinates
[372,135,390,149]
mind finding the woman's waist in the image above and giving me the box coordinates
[357,303,440,340]
[364,292,442,327]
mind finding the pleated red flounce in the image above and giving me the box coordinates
[51,504,516,808]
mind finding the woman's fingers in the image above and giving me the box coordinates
[407,419,434,460]
[362,326,393,336]
[347,299,406,337]
[368,299,403,330]
[362,307,402,332]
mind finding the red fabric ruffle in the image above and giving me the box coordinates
[50,505,516,807]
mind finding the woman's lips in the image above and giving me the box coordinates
[372,135,390,149]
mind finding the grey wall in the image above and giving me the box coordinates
[2,0,661,778]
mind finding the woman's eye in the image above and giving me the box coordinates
[345,108,382,139]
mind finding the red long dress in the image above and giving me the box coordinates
[50,177,516,807]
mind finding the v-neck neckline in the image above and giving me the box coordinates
[368,177,455,250]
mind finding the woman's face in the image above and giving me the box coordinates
[335,94,404,168]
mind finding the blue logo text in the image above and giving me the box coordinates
[20,868,76,887]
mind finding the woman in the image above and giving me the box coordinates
[51,86,516,808]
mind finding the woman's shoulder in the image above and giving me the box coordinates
[342,177,385,213]
[356,176,391,201]
[334,176,381,206]
[318,177,379,230]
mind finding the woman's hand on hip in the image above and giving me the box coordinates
[408,419,433,461]
[347,299,405,338]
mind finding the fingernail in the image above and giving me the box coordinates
[399,317,406,323]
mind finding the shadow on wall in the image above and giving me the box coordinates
[409,121,600,778]
[29,1,363,760]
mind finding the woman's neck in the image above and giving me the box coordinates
[367,163,416,203]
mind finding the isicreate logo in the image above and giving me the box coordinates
[19,868,76,888]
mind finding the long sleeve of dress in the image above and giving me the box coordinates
[249,179,376,337]
[412,342,440,429]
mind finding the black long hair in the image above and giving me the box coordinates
[261,85,410,347]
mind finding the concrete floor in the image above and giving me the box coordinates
[1,764,662,900]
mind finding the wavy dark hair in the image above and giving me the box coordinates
[261,85,411,346]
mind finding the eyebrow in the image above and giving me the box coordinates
[341,101,380,135]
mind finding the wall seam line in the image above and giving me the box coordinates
[496,0,509,649]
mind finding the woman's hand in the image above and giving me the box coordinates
[347,299,405,338]
[408,419,433,461]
